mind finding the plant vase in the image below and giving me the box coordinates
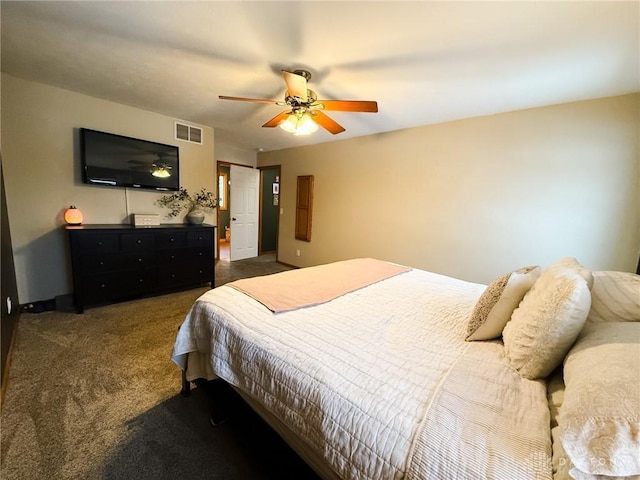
[186,207,205,225]
[157,187,217,224]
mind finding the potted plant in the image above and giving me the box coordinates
[157,187,218,224]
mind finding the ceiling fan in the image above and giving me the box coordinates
[219,69,378,135]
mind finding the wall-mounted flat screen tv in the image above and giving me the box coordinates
[80,128,180,191]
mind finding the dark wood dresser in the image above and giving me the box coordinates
[66,224,215,313]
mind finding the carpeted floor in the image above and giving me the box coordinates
[1,256,320,479]
[214,252,292,287]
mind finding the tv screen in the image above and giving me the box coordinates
[80,128,180,191]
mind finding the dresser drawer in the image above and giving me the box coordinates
[188,230,213,247]
[119,251,156,270]
[157,262,213,289]
[78,233,118,254]
[120,233,155,251]
[156,231,187,249]
[191,247,213,262]
[80,251,155,274]
[116,268,156,298]
[157,247,212,264]
[80,253,121,274]
[83,269,156,303]
[157,248,191,264]
[82,273,118,304]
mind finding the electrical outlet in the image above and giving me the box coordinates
[296,249,301,257]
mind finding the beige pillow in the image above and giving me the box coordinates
[558,322,640,477]
[587,271,640,323]
[548,257,594,289]
[466,266,541,341]
[503,266,591,380]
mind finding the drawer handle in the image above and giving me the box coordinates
[137,239,142,244]
[138,258,143,262]
[100,284,106,288]
[198,252,203,257]
[171,274,176,278]
[171,255,175,260]
[199,270,203,274]
[99,261,104,266]
[170,238,175,242]
[198,236,203,241]
[139,279,144,283]
[98,241,103,246]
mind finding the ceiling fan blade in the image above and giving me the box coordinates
[316,100,378,113]
[282,70,308,102]
[262,111,291,128]
[313,111,346,135]
[219,95,279,104]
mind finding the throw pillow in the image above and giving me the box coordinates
[558,322,640,477]
[587,271,640,323]
[502,266,591,380]
[466,266,541,341]
[548,257,594,289]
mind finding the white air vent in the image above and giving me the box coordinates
[175,122,203,144]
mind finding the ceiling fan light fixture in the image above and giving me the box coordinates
[151,166,171,178]
[280,112,318,136]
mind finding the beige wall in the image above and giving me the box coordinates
[214,137,257,167]
[259,94,639,284]
[1,74,216,303]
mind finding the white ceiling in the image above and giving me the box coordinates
[2,1,638,153]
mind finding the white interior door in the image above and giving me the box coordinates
[230,165,259,261]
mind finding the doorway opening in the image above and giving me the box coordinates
[216,161,281,262]
[217,162,231,261]
[258,165,281,256]
[216,162,281,263]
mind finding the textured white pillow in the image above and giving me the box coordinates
[551,423,635,480]
[558,322,640,477]
[465,265,541,341]
[568,466,636,480]
[587,271,640,323]
[503,266,591,380]
[548,257,594,289]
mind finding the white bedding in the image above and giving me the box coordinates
[172,265,552,480]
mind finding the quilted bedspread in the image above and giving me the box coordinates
[172,264,552,480]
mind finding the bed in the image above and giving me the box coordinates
[171,257,640,480]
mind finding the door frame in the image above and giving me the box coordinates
[258,165,281,258]
[216,160,251,261]
[216,161,228,261]
[216,162,281,262]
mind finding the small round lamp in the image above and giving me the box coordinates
[64,205,83,225]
